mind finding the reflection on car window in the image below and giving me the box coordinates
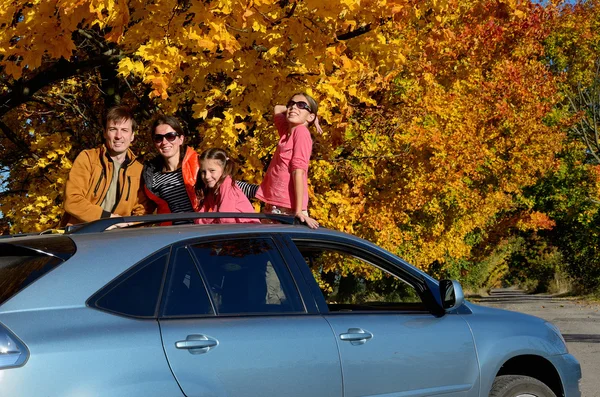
[188,238,304,315]
[298,247,425,312]
[162,247,214,317]
[94,252,168,318]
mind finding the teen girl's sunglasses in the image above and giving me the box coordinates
[286,100,312,112]
[153,132,179,143]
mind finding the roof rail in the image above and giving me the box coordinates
[0,232,46,240]
[66,212,299,234]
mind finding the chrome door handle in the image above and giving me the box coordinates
[340,328,373,345]
[175,334,218,354]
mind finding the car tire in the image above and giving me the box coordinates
[489,375,557,397]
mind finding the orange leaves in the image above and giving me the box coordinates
[0,0,579,274]
[308,0,567,270]
[517,211,556,231]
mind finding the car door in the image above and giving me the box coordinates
[158,236,343,397]
[286,236,480,397]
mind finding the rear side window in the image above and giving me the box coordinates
[0,237,76,306]
[89,250,169,318]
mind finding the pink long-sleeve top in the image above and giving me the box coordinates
[196,175,258,224]
[256,113,313,210]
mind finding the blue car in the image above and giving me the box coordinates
[0,213,581,397]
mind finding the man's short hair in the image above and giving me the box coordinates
[104,106,137,131]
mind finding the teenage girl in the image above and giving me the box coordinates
[195,148,258,224]
[255,92,322,229]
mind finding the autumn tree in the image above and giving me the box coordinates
[0,0,422,232]
[0,0,576,288]
[526,0,600,291]
[310,0,566,283]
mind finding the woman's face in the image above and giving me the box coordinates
[153,123,184,161]
[286,94,315,127]
[200,159,225,189]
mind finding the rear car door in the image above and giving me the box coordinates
[286,235,480,397]
[158,235,343,397]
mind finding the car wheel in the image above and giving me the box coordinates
[489,375,557,397]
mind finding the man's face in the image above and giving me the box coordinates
[104,118,134,157]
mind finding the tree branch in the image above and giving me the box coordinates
[0,189,27,198]
[0,119,39,160]
[0,54,124,120]
[336,24,372,41]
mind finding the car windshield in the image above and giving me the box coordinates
[0,236,76,306]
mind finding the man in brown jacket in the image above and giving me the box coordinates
[60,106,147,226]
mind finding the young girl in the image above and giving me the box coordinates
[255,92,322,229]
[195,148,258,224]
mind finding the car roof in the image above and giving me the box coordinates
[0,217,438,313]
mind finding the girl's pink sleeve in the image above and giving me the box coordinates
[290,126,313,171]
[193,199,212,224]
[216,181,242,224]
[274,113,288,137]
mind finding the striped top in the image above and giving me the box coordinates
[152,168,194,213]
[236,181,259,200]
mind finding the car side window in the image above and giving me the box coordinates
[91,251,168,318]
[161,247,215,317]
[297,246,426,312]
[188,238,305,315]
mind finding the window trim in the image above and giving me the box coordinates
[158,245,217,319]
[86,247,171,319]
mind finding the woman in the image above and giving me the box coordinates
[142,115,200,223]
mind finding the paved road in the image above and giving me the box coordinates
[474,288,600,397]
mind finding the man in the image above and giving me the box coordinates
[60,106,147,226]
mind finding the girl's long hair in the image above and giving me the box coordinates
[196,148,236,202]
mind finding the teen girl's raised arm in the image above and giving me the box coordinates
[274,105,289,137]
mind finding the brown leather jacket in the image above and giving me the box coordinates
[60,146,148,226]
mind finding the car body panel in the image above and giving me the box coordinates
[0,222,583,397]
[548,353,582,397]
[0,308,182,396]
[324,311,479,397]
[160,316,343,397]
[463,303,580,397]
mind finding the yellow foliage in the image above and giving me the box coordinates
[0,0,574,281]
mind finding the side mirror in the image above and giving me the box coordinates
[439,279,464,311]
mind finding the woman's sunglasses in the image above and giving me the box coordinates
[153,132,179,143]
[286,100,312,112]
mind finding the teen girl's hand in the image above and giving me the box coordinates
[296,212,319,229]
[313,116,324,134]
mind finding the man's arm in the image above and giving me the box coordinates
[131,184,155,216]
[63,151,107,222]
